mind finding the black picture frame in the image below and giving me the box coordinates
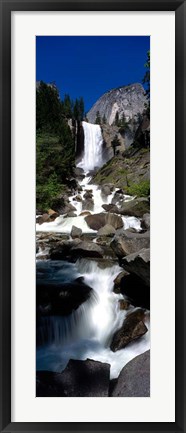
[0,0,185,432]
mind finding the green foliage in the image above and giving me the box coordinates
[125,180,150,197]
[95,111,101,124]
[36,81,62,132]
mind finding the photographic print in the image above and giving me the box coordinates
[36,36,150,398]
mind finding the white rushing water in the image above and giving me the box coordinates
[78,121,103,171]
[37,260,150,379]
[36,120,149,379]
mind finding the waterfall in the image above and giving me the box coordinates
[78,121,103,171]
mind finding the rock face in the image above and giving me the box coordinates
[87,83,147,125]
[36,359,110,397]
[111,350,150,397]
[110,309,147,352]
[85,212,123,231]
[111,230,150,258]
[122,248,150,286]
[70,225,82,239]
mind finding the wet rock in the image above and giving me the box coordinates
[83,191,93,200]
[71,225,82,239]
[73,195,82,202]
[101,184,114,196]
[37,278,92,316]
[111,350,150,397]
[110,308,147,352]
[82,198,94,211]
[85,212,123,231]
[116,273,150,309]
[120,198,150,218]
[97,224,116,237]
[111,230,150,258]
[122,248,150,286]
[36,359,110,397]
[111,191,124,206]
[79,211,91,216]
[102,204,120,213]
[37,213,51,225]
[64,211,77,218]
[141,213,150,230]
[50,239,81,260]
[47,209,59,220]
[74,167,85,180]
[71,241,104,258]
[119,299,130,310]
[113,270,129,291]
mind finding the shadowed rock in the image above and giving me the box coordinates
[110,308,147,352]
[36,359,110,397]
[85,212,123,231]
[122,248,150,286]
[110,350,150,397]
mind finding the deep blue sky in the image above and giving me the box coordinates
[36,36,150,112]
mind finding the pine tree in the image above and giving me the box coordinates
[95,111,101,124]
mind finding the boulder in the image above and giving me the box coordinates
[74,167,85,180]
[111,350,150,397]
[36,359,110,397]
[110,309,147,352]
[111,191,124,205]
[115,272,150,310]
[83,191,93,200]
[141,213,150,230]
[97,224,116,237]
[50,239,81,260]
[85,212,123,231]
[122,248,150,286]
[36,278,92,317]
[120,198,150,218]
[82,198,94,211]
[71,225,82,239]
[37,213,51,225]
[119,299,130,310]
[111,230,150,258]
[47,209,59,220]
[79,211,91,216]
[113,270,129,291]
[102,204,120,213]
[73,195,82,202]
[71,241,104,258]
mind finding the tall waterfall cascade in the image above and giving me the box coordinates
[78,121,103,171]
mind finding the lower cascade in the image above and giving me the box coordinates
[78,121,103,171]
[36,120,150,383]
